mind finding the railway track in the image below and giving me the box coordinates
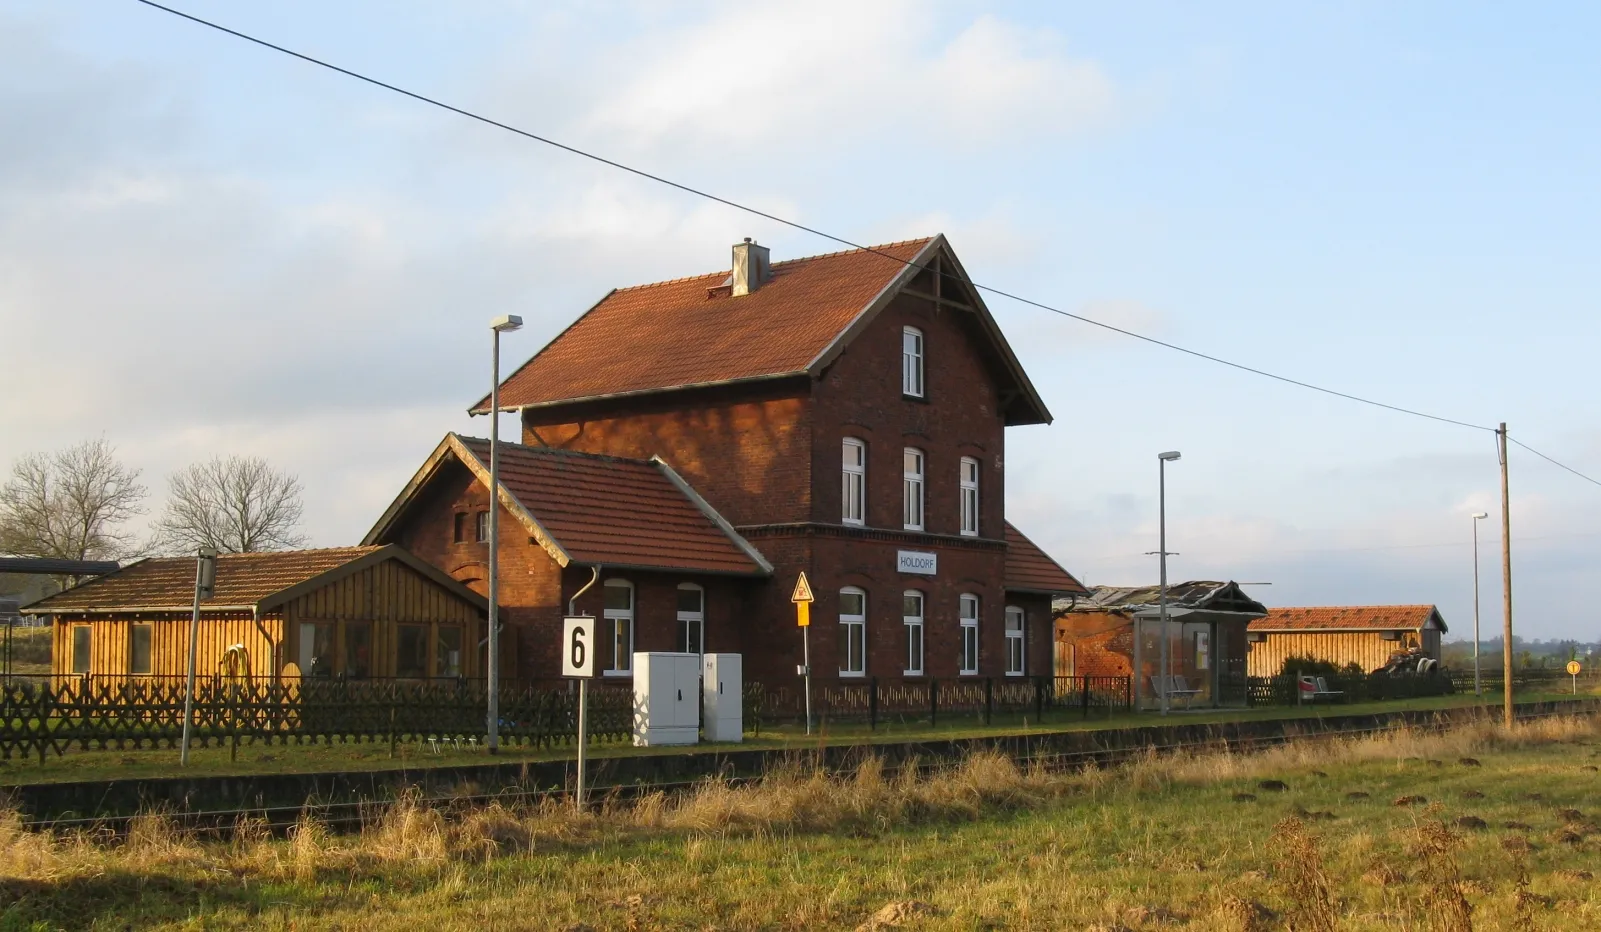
[18,703,1591,836]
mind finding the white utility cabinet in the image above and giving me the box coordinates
[701,653,743,743]
[631,651,700,746]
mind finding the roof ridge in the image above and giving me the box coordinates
[1270,604,1437,611]
[457,436,659,468]
[607,236,937,296]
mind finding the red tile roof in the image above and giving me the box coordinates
[1004,522,1088,595]
[25,547,384,612]
[1251,605,1445,633]
[477,238,935,413]
[367,435,769,577]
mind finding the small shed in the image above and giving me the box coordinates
[1055,581,1268,709]
[1245,605,1447,676]
[21,545,487,686]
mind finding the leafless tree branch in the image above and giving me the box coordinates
[154,455,308,553]
[0,438,147,562]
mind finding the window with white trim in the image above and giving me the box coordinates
[839,587,867,676]
[959,456,979,537]
[842,438,866,526]
[603,579,635,674]
[902,448,924,531]
[1005,605,1026,676]
[902,326,924,397]
[475,510,490,543]
[903,590,925,675]
[677,583,705,655]
[959,594,980,675]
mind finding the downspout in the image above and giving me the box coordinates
[569,565,601,615]
[250,604,277,683]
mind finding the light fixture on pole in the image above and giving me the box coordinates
[1471,511,1487,697]
[487,313,523,754]
[1157,451,1181,716]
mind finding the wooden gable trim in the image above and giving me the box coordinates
[650,456,773,576]
[930,241,1052,426]
[256,544,489,614]
[803,237,940,379]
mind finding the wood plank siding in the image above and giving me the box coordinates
[1246,629,1438,677]
[53,611,281,684]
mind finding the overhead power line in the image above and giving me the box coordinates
[128,3,1601,491]
[133,0,1499,434]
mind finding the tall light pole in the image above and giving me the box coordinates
[1471,511,1487,697]
[1157,451,1181,716]
[487,313,523,754]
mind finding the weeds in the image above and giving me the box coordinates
[1409,811,1474,932]
[1269,816,1340,932]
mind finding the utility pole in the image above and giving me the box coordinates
[1471,512,1486,697]
[1497,423,1514,728]
[1156,452,1181,716]
[487,314,523,754]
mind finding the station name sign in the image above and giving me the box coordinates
[896,550,938,575]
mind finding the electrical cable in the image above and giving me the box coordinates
[1508,438,1601,489]
[132,0,1496,434]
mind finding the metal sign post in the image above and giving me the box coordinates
[563,615,596,810]
[1568,660,1582,695]
[179,547,218,767]
[792,573,814,736]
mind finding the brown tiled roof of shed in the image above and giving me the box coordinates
[24,547,383,612]
[1251,605,1446,633]
[471,236,1052,425]
[1003,522,1088,595]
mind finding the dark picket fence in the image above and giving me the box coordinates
[0,674,636,761]
[743,675,1131,731]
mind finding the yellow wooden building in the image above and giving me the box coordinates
[22,545,487,687]
[1245,605,1446,676]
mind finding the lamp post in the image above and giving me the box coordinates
[487,313,523,754]
[1157,451,1181,716]
[1471,511,1487,697]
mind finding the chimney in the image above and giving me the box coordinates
[730,237,771,296]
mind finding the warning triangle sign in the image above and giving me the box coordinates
[790,571,815,603]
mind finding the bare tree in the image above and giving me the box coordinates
[0,438,147,562]
[154,455,309,553]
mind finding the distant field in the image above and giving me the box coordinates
[1,625,49,676]
[3,714,1600,929]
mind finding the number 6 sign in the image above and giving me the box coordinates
[563,616,595,678]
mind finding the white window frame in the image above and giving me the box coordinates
[676,582,705,655]
[902,448,925,531]
[839,587,867,677]
[959,456,979,537]
[842,438,866,526]
[603,579,635,675]
[1005,605,1026,676]
[475,510,490,543]
[902,326,925,397]
[959,594,980,675]
[903,590,925,676]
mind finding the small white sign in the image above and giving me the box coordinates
[562,616,596,678]
[897,550,938,575]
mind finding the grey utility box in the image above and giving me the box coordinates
[631,651,700,746]
[701,652,743,743]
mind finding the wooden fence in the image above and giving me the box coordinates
[0,674,635,762]
[744,675,1131,730]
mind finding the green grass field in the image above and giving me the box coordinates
[4,691,1593,786]
[4,713,1600,930]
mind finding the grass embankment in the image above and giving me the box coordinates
[5,691,1594,786]
[5,716,1601,929]
[0,626,48,676]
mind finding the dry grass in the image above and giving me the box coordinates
[3,715,1600,930]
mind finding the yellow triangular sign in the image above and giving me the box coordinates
[790,571,814,603]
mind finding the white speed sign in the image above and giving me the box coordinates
[562,616,596,678]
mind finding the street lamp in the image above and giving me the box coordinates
[1157,451,1181,716]
[1471,511,1487,697]
[487,313,523,754]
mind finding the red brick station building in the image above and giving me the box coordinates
[364,235,1087,688]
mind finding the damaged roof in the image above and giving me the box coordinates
[1055,581,1268,616]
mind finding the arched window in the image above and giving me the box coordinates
[959,456,979,537]
[1005,606,1026,676]
[903,590,925,675]
[677,583,705,655]
[842,438,866,526]
[959,594,980,675]
[603,579,634,674]
[902,448,925,531]
[902,326,925,397]
[839,587,867,676]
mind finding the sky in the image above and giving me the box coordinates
[2,1,1598,640]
